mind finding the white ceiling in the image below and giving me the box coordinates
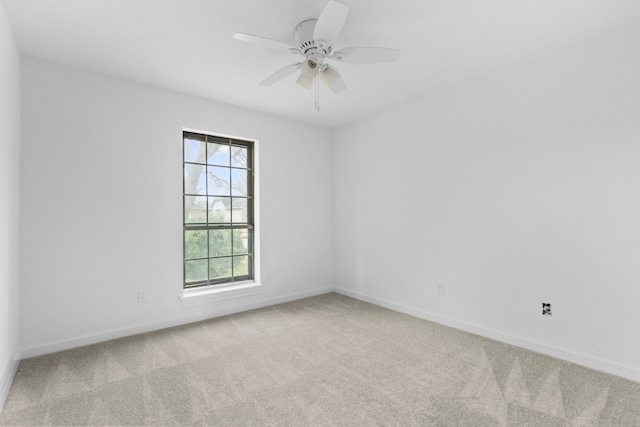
[4,0,640,128]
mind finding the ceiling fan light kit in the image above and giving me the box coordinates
[233,0,400,111]
[321,65,346,93]
[296,60,317,89]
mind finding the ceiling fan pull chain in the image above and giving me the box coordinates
[315,73,320,112]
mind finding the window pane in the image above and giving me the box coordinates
[184,230,208,259]
[231,169,247,196]
[184,196,207,223]
[207,143,230,166]
[209,257,232,280]
[185,259,208,283]
[209,229,232,257]
[233,256,249,277]
[233,229,249,255]
[231,198,248,223]
[231,146,248,168]
[208,197,231,223]
[207,166,230,196]
[184,138,205,163]
[184,164,206,195]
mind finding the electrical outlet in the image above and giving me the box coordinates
[437,283,445,296]
[138,290,149,303]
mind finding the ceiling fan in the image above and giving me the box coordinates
[233,0,400,109]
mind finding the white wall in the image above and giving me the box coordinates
[334,26,640,381]
[19,57,333,356]
[0,0,20,407]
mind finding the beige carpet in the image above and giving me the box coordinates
[1,293,639,426]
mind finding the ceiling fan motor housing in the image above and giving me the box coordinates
[294,19,333,58]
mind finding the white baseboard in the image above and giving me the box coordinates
[0,358,19,413]
[334,287,640,383]
[20,286,334,360]
[19,285,640,384]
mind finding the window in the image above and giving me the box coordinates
[183,131,254,288]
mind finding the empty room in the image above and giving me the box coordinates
[1,0,640,425]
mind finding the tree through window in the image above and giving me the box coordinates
[183,131,254,288]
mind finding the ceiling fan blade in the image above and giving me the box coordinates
[233,32,298,53]
[321,65,346,93]
[313,0,349,47]
[332,47,400,63]
[260,63,302,86]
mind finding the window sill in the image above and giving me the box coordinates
[180,281,264,308]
